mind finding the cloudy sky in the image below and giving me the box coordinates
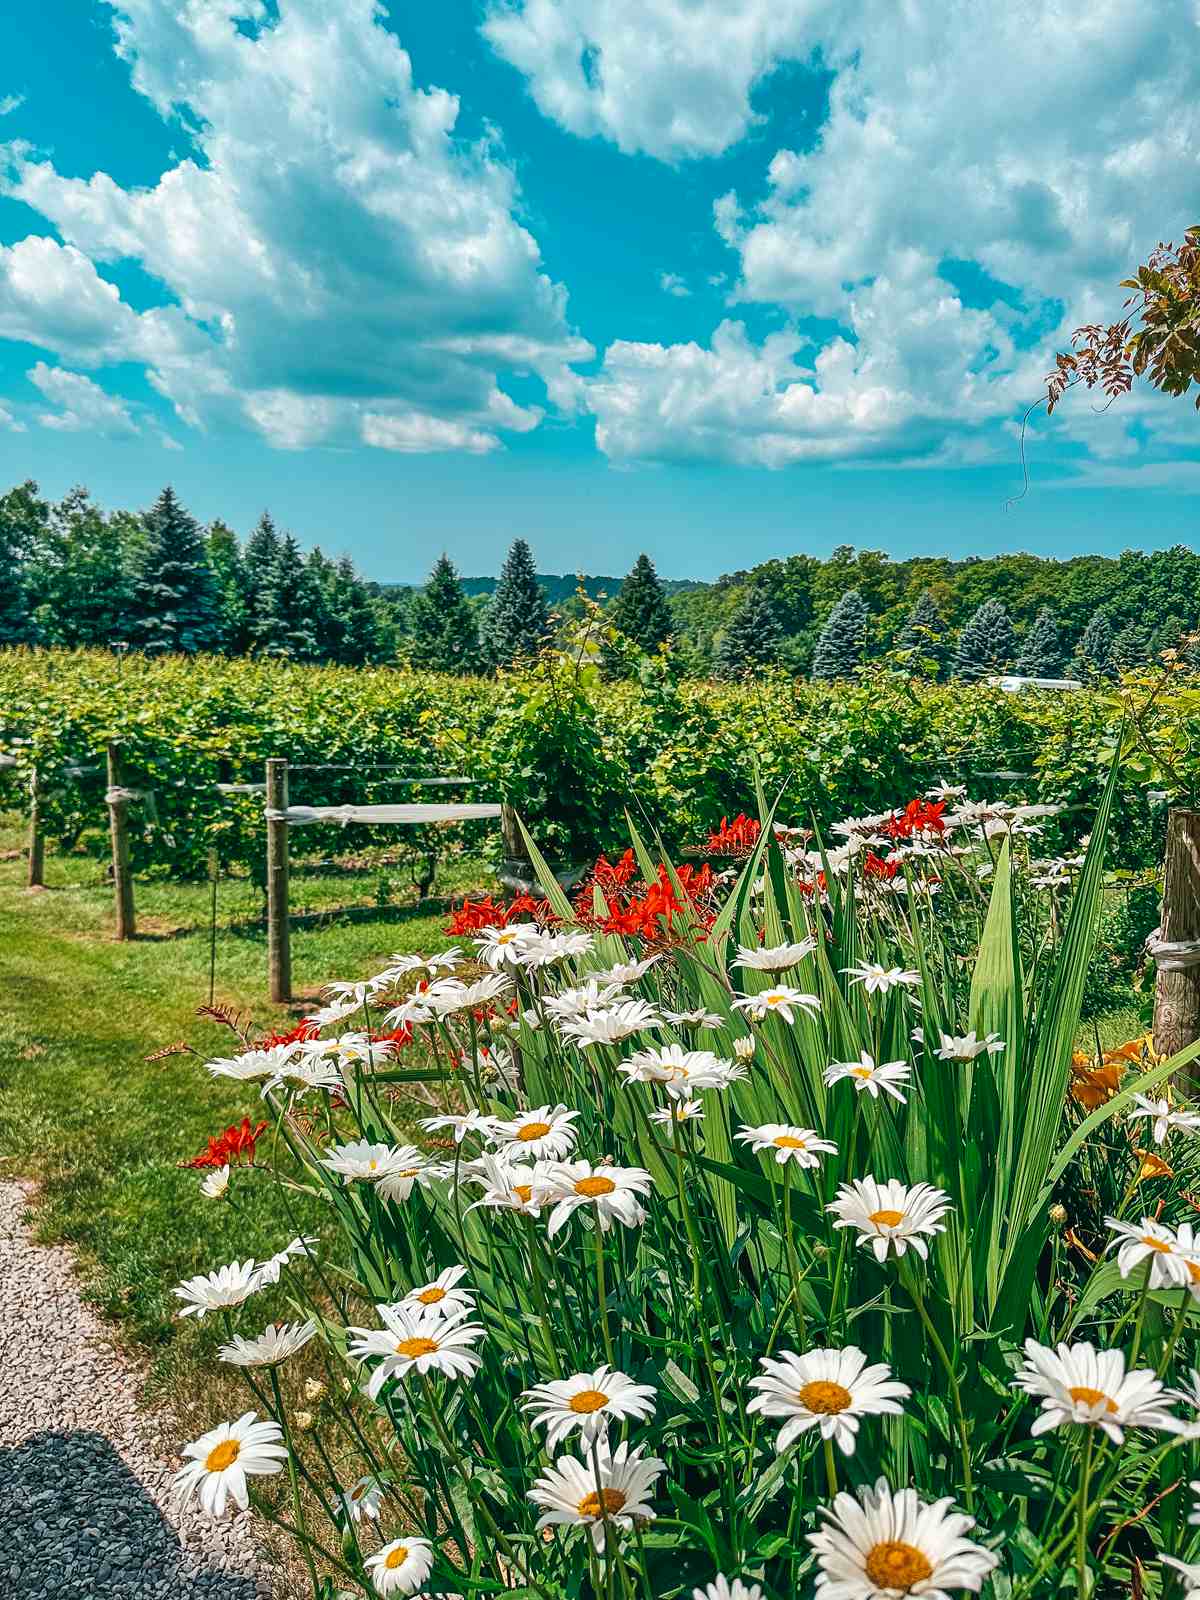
[0,0,1197,580]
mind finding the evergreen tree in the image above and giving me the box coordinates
[207,520,252,654]
[1111,621,1151,671]
[896,590,950,677]
[242,511,283,630]
[481,538,552,668]
[953,598,1016,680]
[812,589,870,680]
[1073,611,1115,681]
[328,556,384,665]
[1014,606,1063,678]
[408,555,482,674]
[130,486,220,655]
[252,533,321,661]
[610,554,673,653]
[713,588,783,679]
[0,480,48,645]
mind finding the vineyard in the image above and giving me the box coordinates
[0,647,1182,887]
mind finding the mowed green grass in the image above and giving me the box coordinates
[0,813,492,1410]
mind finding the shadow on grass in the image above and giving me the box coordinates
[0,1429,263,1598]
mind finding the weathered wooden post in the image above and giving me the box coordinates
[266,757,292,1003]
[26,766,44,888]
[106,742,136,940]
[1152,808,1200,1080]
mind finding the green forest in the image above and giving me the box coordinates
[2,477,1197,681]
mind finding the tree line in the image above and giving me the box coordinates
[1,478,1195,680]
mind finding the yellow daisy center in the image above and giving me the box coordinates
[578,1488,627,1518]
[850,1067,873,1079]
[367,1159,378,1171]
[1068,1385,1118,1413]
[868,1208,905,1228]
[205,1439,241,1473]
[415,1286,446,1304]
[395,1336,439,1358]
[517,1121,552,1141]
[513,1184,533,1203]
[766,994,783,1006]
[797,1380,852,1415]
[575,1176,617,1197]
[384,1545,409,1570]
[773,1134,806,1149]
[1141,1235,1173,1252]
[498,930,518,944]
[1188,1261,1200,1285]
[864,1541,934,1590]
[568,1388,610,1414]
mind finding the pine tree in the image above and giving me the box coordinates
[610,554,673,653]
[482,539,552,668]
[1073,612,1115,681]
[242,511,282,633]
[252,533,321,661]
[328,556,384,665]
[131,486,220,655]
[896,590,950,677]
[812,589,870,680]
[409,554,482,674]
[713,588,783,679]
[207,520,252,654]
[1014,606,1062,678]
[0,480,48,646]
[1111,621,1151,671]
[953,598,1016,680]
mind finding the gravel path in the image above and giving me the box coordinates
[0,1181,292,1599]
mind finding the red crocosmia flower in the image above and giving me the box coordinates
[444,892,556,936]
[259,1019,322,1049]
[881,799,946,841]
[370,1026,413,1049]
[862,851,900,880]
[706,813,762,855]
[182,1116,268,1169]
[796,870,828,898]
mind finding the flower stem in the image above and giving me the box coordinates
[822,1436,838,1499]
[269,1367,320,1597]
[594,1224,616,1367]
[1129,1257,1154,1367]
[904,1270,974,1511]
[1075,1428,1093,1598]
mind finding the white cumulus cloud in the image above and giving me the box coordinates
[0,0,591,451]
[28,362,140,435]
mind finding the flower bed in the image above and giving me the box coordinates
[166,779,1200,1599]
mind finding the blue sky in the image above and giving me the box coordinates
[0,0,1197,582]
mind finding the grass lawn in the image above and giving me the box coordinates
[0,814,494,1426]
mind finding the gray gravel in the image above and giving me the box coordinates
[0,1181,293,1599]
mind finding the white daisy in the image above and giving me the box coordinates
[217,1321,317,1368]
[540,1161,655,1237]
[342,1473,385,1522]
[348,1304,484,1398]
[843,961,920,995]
[173,1258,261,1320]
[827,1177,952,1262]
[1106,1217,1200,1289]
[824,1052,912,1103]
[381,947,463,979]
[592,954,663,985]
[254,1234,317,1286]
[173,1412,287,1517]
[736,1123,838,1169]
[1160,1555,1200,1593]
[663,1007,725,1029]
[466,1153,552,1216]
[423,974,513,1015]
[520,929,596,967]
[304,995,364,1027]
[475,922,542,969]
[693,1580,764,1600]
[529,1439,665,1552]
[520,1364,657,1448]
[1129,1093,1200,1146]
[559,1000,662,1046]
[650,1099,705,1126]
[733,1036,756,1061]
[364,1536,434,1596]
[619,1044,743,1097]
[200,1165,230,1200]
[747,1347,910,1455]
[401,1265,474,1317]
[491,1104,581,1161]
[319,1139,415,1184]
[808,1476,998,1598]
[419,1110,499,1145]
[264,1055,346,1096]
[732,986,820,1025]
[933,1031,1005,1062]
[206,1044,298,1083]
[376,1152,448,1204]
[732,939,816,973]
[542,980,628,1022]
[1014,1340,1181,1443]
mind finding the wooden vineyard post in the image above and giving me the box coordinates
[266,757,292,1003]
[26,766,44,888]
[106,742,136,940]
[1153,808,1200,1085]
